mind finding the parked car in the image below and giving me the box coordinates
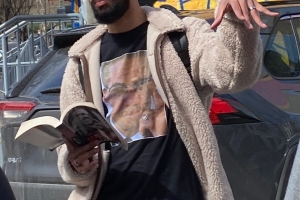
[0,1,300,200]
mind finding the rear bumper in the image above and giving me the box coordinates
[10,182,75,200]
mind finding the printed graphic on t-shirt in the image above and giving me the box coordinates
[100,50,167,142]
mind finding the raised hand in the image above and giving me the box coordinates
[211,0,279,30]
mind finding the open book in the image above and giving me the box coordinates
[15,102,128,151]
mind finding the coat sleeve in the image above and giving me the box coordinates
[57,57,97,187]
[184,10,263,94]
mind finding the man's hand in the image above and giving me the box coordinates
[64,136,100,174]
[211,0,279,30]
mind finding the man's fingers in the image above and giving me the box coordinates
[239,0,254,29]
[68,140,99,162]
[211,2,228,29]
[248,1,265,28]
[211,16,222,30]
[69,141,100,173]
[247,1,278,29]
[230,1,245,21]
[74,159,99,174]
[249,8,266,28]
[255,3,279,17]
[74,146,100,165]
[211,0,279,30]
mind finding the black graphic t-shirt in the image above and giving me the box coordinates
[98,22,204,200]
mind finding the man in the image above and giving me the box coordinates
[57,0,278,199]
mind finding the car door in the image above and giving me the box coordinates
[252,15,300,115]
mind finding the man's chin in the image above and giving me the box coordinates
[92,0,130,24]
[94,13,121,24]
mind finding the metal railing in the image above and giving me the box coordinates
[0,14,84,96]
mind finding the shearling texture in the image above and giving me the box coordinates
[58,6,262,200]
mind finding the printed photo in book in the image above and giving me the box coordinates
[61,104,123,146]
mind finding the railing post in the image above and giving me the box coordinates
[16,24,22,82]
[1,36,9,96]
[28,21,34,65]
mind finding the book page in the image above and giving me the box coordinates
[16,116,61,140]
[15,116,63,150]
[30,125,64,149]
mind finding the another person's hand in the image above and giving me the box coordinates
[211,0,279,30]
[64,136,100,174]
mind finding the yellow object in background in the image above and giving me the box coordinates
[154,0,279,10]
[73,0,80,13]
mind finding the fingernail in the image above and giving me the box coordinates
[245,22,253,30]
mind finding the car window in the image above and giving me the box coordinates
[19,47,70,99]
[264,19,300,78]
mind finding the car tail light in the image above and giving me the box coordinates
[209,97,259,125]
[209,98,238,124]
[0,101,36,125]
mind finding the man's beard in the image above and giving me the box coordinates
[91,0,130,24]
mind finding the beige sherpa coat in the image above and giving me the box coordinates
[57,6,262,200]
